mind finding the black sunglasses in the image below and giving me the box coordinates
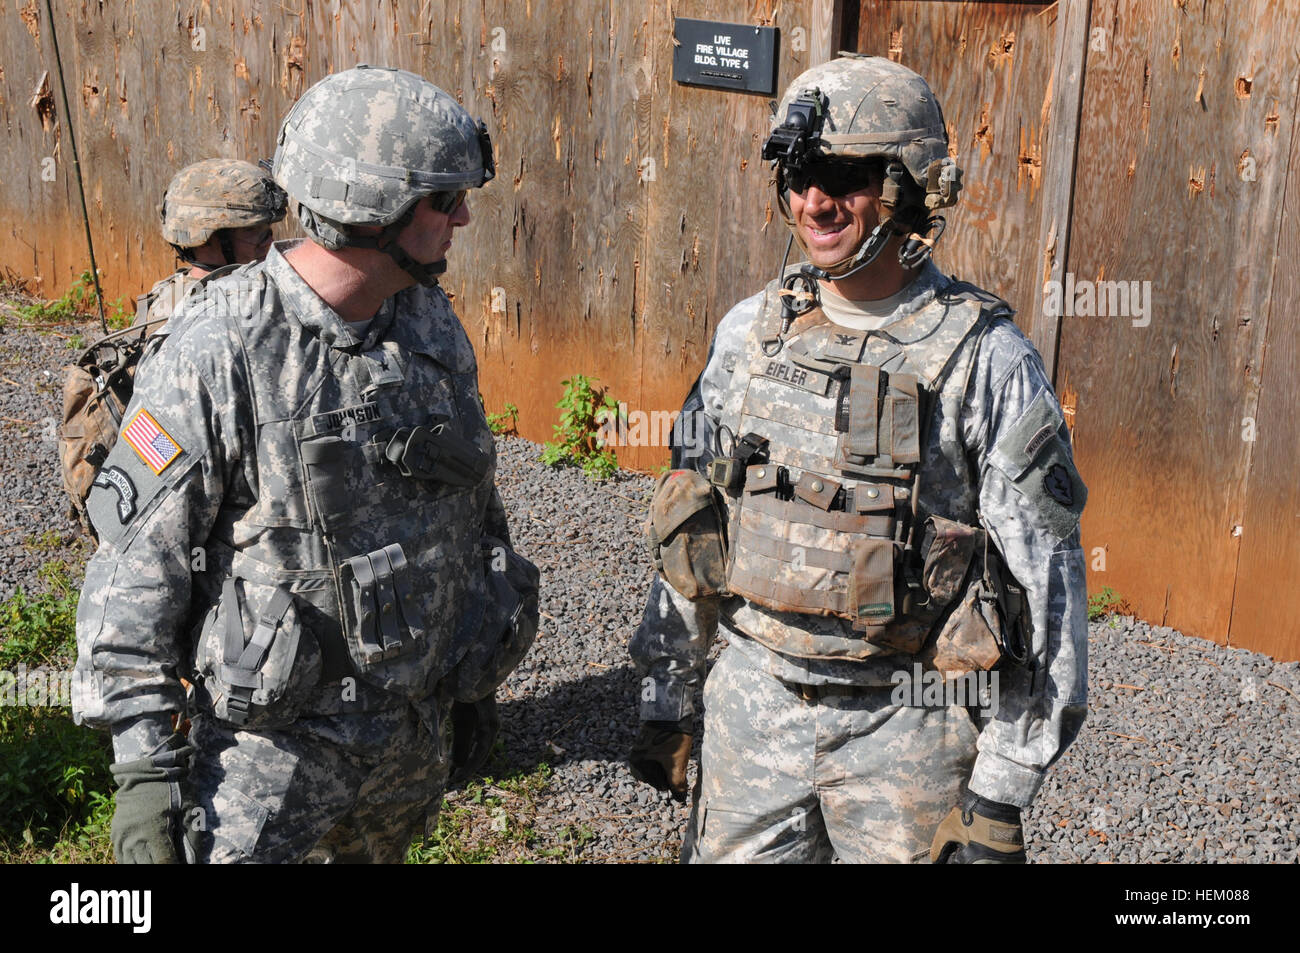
[782,160,879,198]
[428,190,468,215]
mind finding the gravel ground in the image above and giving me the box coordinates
[2,313,1297,863]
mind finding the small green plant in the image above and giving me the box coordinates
[541,375,620,480]
[1087,585,1128,622]
[0,563,80,670]
[407,762,560,864]
[486,401,520,436]
[11,269,132,330]
[0,707,114,857]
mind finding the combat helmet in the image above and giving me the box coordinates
[159,158,288,265]
[763,54,962,278]
[272,64,495,286]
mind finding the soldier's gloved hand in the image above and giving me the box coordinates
[109,735,194,865]
[628,717,692,803]
[449,696,501,785]
[930,791,1026,864]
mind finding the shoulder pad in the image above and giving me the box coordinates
[937,279,1014,318]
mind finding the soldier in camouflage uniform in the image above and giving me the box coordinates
[629,55,1088,863]
[137,157,288,337]
[72,66,538,863]
[58,160,285,537]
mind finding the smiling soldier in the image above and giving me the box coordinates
[630,54,1089,863]
[72,65,539,864]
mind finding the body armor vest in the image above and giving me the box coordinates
[716,273,1012,666]
[187,269,496,726]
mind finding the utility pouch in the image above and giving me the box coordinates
[645,469,729,600]
[921,516,984,606]
[927,581,1005,677]
[300,436,355,531]
[339,543,424,667]
[849,538,898,626]
[835,368,920,475]
[194,576,322,728]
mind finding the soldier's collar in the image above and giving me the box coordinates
[265,240,397,351]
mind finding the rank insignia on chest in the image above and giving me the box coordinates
[121,409,183,475]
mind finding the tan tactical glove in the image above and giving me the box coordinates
[627,717,692,803]
[930,791,1027,863]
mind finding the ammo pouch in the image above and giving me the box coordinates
[339,543,424,667]
[194,575,323,728]
[645,469,729,600]
[442,538,541,703]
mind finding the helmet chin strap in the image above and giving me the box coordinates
[331,203,447,287]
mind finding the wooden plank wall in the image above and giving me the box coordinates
[1058,0,1300,656]
[0,0,837,472]
[853,1,1060,343]
[6,0,1300,658]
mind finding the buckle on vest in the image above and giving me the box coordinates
[225,692,252,726]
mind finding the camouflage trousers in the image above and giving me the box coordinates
[184,701,449,864]
[683,644,979,863]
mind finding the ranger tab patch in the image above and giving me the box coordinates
[91,466,137,523]
[121,409,183,475]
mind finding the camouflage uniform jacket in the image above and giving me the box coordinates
[74,240,513,762]
[632,261,1089,807]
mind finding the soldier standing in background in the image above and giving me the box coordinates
[72,65,538,863]
[60,159,286,536]
[630,55,1088,863]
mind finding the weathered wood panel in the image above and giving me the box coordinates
[854,1,1059,341]
[1227,55,1300,660]
[0,0,836,473]
[1057,0,1300,648]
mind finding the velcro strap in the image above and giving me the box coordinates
[735,528,853,574]
[385,543,422,640]
[367,548,403,655]
[847,364,879,458]
[886,373,921,464]
[232,586,293,674]
[743,490,894,536]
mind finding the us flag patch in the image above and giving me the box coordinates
[122,409,183,475]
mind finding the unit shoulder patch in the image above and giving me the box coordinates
[91,466,137,524]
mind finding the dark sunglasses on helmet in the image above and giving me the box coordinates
[428,190,469,215]
[782,160,880,198]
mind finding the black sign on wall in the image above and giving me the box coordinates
[672,19,779,95]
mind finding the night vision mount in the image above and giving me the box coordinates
[761,88,827,170]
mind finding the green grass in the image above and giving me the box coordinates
[0,562,80,670]
[406,761,599,864]
[0,556,114,863]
